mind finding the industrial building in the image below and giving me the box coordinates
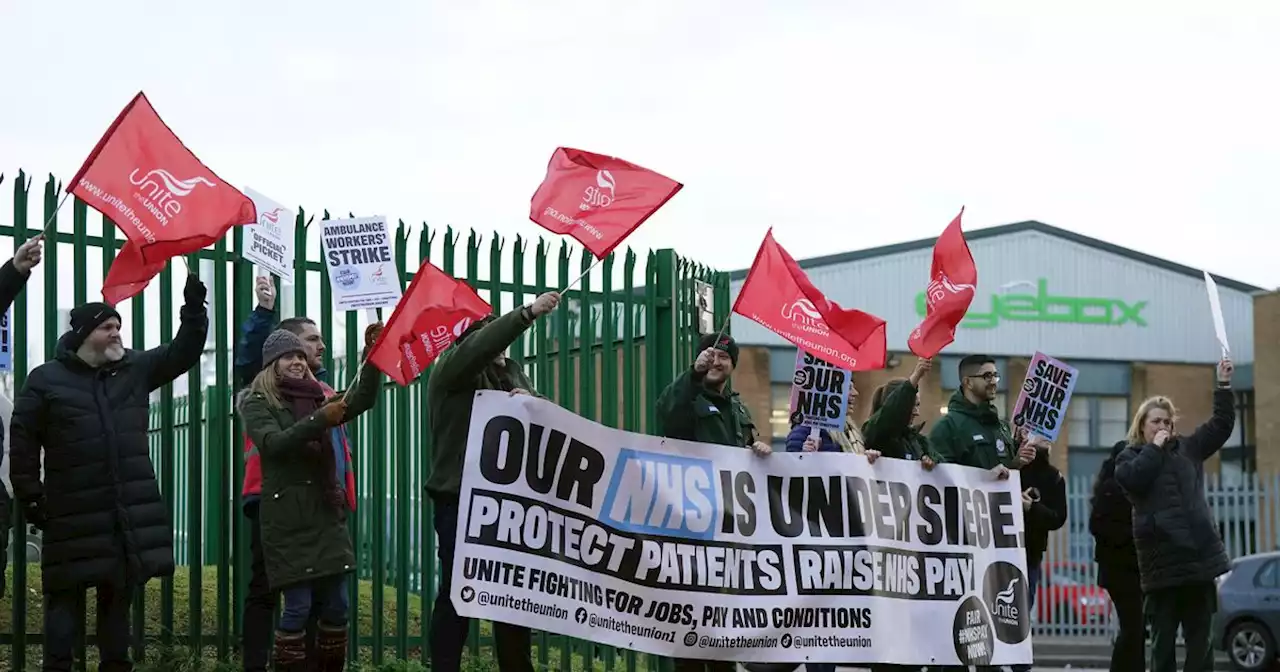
[727,220,1270,481]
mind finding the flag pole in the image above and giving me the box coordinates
[340,309,386,403]
[41,191,72,236]
[556,255,605,295]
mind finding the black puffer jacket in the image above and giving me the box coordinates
[1021,450,1067,568]
[1114,386,1235,592]
[10,296,207,592]
[1090,441,1140,589]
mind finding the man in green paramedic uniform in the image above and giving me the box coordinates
[930,354,1036,478]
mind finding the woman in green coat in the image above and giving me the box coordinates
[236,327,382,671]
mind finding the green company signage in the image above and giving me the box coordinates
[914,278,1148,330]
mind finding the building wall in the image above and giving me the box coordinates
[735,345,1230,479]
[730,228,1256,365]
[1255,292,1280,474]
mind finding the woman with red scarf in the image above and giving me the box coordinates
[237,326,382,671]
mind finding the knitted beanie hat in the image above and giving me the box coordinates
[262,329,308,368]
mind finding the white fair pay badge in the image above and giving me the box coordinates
[242,187,296,283]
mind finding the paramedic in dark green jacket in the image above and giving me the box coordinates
[655,333,769,672]
[929,354,1036,477]
[426,291,560,672]
[863,356,936,468]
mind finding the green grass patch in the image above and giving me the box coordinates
[3,564,662,672]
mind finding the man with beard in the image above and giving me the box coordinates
[0,234,45,600]
[426,291,560,672]
[655,333,770,672]
[10,273,208,671]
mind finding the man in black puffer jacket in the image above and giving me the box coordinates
[11,274,208,672]
[1114,357,1235,672]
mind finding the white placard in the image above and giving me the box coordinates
[1203,271,1230,357]
[320,216,402,312]
[452,392,1034,668]
[242,188,296,283]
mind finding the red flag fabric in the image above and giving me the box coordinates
[101,240,166,305]
[69,92,256,266]
[908,208,977,358]
[733,229,887,371]
[529,147,682,259]
[367,258,493,386]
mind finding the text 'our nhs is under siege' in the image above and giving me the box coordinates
[464,415,1024,601]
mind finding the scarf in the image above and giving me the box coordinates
[277,376,344,511]
[832,422,866,454]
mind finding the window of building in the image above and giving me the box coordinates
[1219,391,1254,488]
[1066,395,1130,479]
[770,383,793,443]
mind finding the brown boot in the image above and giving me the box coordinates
[273,630,307,671]
[317,622,348,672]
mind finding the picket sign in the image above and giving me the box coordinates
[451,392,1034,667]
[242,187,296,283]
[789,350,851,439]
[1203,271,1230,358]
[320,216,402,312]
[1011,352,1078,442]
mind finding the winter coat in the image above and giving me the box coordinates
[10,299,207,593]
[861,380,930,461]
[236,361,381,590]
[1090,441,1140,589]
[1114,386,1235,592]
[785,425,839,453]
[1021,452,1067,568]
[656,369,757,448]
[928,391,1019,470]
[425,308,539,499]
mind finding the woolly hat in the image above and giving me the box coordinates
[66,302,122,351]
[697,333,739,366]
[262,329,308,368]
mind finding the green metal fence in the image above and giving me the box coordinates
[1,170,730,669]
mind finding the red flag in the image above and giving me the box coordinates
[69,92,256,266]
[101,240,166,305]
[908,208,977,358]
[529,147,682,258]
[733,229,887,371]
[367,258,493,386]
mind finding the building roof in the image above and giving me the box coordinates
[727,220,1265,294]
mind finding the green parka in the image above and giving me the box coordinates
[861,380,931,461]
[928,390,1018,470]
[655,368,757,447]
[236,362,381,590]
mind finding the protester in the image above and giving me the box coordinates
[236,324,382,671]
[10,273,208,672]
[425,292,560,672]
[786,381,863,454]
[0,234,43,601]
[656,333,770,672]
[1090,441,1145,672]
[1010,433,1067,672]
[1114,357,1235,672]
[929,355,1036,476]
[862,356,937,470]
[235,276,341,670]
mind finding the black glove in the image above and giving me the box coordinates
[23,499,46,530]
[184,273,207,306]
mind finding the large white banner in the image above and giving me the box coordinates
[453,392,1034,667]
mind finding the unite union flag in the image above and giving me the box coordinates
[367,258,493,386]
[908,208,977,359]
[69,91,256,303]
[529,147,682,259]
[733,229,887,371]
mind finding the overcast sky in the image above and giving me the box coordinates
[2,0,1278,295]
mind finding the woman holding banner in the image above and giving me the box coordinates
[236,327,384,671]
[787,387,865,454]
[861,357,936,472]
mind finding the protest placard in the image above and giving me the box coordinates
[1011,352,1078,442]
[242,187,296,283]
[789,350,851,433]
[0,308,10,372]
[320,216,402,312]
[1203,271,1230,357]
[451,392,1033,667]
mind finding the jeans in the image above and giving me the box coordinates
[280,574,349,632]
[44,583,133,671]
[1104,579,1146,672]
[1146,581,1216,672]
[241,501,323,671]
[429,498,534,672]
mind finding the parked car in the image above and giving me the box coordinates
[1036,561,1111,626]
[1213,551,1280,671]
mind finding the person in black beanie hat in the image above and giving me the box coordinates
[0,233,45,601]
[10,272,209,672]
[655,331,768,672]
